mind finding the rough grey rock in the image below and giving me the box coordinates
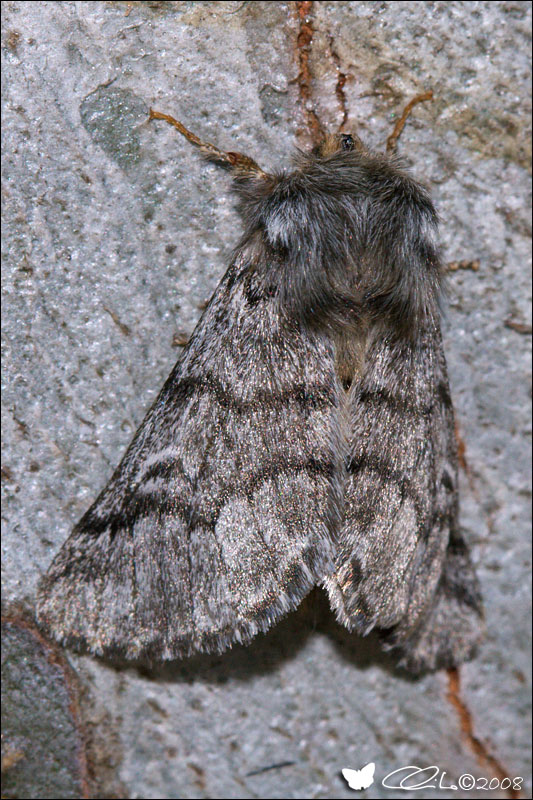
[2,2,531,798]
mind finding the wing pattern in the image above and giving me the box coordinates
[38,250,344,660]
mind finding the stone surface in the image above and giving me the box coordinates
[1,615,89,800]
[2,2,531,798]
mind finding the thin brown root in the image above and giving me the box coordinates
[446,668,522,799]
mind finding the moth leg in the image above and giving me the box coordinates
[149,109,266,177]
[385,90,434,154]
[447,259,481,272]
[171,331,190,348]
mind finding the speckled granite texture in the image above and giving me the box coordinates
[2,2,531,798]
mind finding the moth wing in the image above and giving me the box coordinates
[37,253,342,660]
[324,321,483,671]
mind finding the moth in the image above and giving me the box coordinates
[37,95,483,672]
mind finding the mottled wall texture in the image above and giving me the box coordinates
[2,2,531,799]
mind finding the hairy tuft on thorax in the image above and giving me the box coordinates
[233,146,442,337]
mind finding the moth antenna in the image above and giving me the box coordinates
[149,109,266,177]
[385,90,434,154]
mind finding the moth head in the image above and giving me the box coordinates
[313,132,367,158]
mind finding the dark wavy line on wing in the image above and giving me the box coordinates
[346,453,431,527]
[75,456,336,541]
[158,373,337,415]
[355,386,434,418]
